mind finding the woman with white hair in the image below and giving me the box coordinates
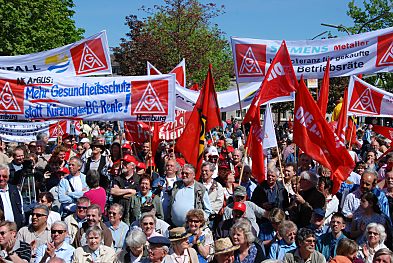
[230,218,266,263]
[118,228,147,263]
[358,223,388,263]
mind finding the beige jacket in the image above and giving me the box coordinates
[64,214,80,244]
[72,245,118,263]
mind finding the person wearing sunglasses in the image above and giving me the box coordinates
[16,204,51,259]
[64,197,90,245]
[0,220,31,262]
[140,213,161,240]
[35,221,75,263]
[284,228,326,263]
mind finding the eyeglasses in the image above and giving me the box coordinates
[181,171,192,175]
[304,239,316,244]
[0,231,7,236]
[142,222,154,226]
[77,206,88,210]
[32,213,47,218]
[108,211,117,215]
[368,231,380,236]
[188,219,201,224]
[51,230,66,234]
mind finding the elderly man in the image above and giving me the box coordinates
[284,228,326,263]
[63,197,90,244]
[8,146,25,184]
[251,167,289,212]
[74,204,113,248]
[58,157,88,215]
[79,138,91,163]
[213,237,239,263]
[81,140,110,188]
[35,221,75,263]
[0,221,31,262]
[201,162,224,217]
[0,164,24,229]
[142,236,171,263]
[111,154,138,224]
[169,164,212,227]
[240,165,257,199]
[373,248,393,263]
[105,203,129,253]
[17,204,51,258]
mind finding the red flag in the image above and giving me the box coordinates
[336,88,348,144]
[293,78,354,194]
[175,65,221,179]
[245,110,265,183]
[151,122,160,159]
[317,58,330,117]
[373,125,393,141]
[189,83,199,91]
[243,41,297,124]
[170,59,186,88]
[345,117,360,148]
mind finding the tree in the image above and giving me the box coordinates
[0,0,84,56]
[113,0,234,91]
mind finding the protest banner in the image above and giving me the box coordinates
[232,27,393,82]
[0,120,69,142]
[0,31,112,76]
[0,70,176,122]
[348,76,393,117]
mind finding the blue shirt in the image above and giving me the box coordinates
[317,232,346,260]
[269,239,297,260]
[35,242,75,263]
[105,221,129,252]
[171,182,212,227]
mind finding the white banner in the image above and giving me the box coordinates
[0,70,176,122]
[348,76,393,117]
[175,82,294,112]
[0,31,112,76]
[0,120,70,142]
[263,104,278,149]
[232,27,393,82]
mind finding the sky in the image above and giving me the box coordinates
[73,0,359,49]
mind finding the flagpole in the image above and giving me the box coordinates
[276,145,284,180]
[148,117,153,177]
[238,146,248,183]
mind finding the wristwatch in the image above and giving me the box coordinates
[0,250,8,258]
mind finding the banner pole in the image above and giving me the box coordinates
[235,79,247,139]
[239,146,248,183]
[118,121,123,158]
[276,145,284,180]
[149,117,153,177]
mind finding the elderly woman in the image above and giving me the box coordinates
[140,213,162,240]
[129,174,164,222]
[164,227,199,263]
[269,220,297,260]
[230,218,266,263]
[72,226,117,263]
[186,209,214,262]
[358,223,388,263]
[118,228,147,263]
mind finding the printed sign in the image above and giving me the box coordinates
[0,70,176,122]
[0,31,111,76]
[231,27,393,82]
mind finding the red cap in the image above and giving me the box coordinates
[122,154,137,164]
[122,143,132,150]
[233,202,246,213]
[207,139,213,146]
[217,140,224,147]
[136,162,146,170]
[226,146,234,153]
[58,167,70,174]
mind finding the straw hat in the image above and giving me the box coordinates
[168,227,191,242]
[214,237,240,255]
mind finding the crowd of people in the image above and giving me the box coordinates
[0,120,392,263]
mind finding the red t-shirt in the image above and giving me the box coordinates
[83,187,107,214]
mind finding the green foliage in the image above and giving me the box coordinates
[113,0,233,91]
[0,0,84,56]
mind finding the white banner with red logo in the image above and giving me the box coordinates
[348,76,393,117]
[0,31,112,76]
[0,70,176,121]
[0,120,69,142]
[232,27,393,82]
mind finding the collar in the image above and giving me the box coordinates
[0,185,9,193]
[137,190,153,198]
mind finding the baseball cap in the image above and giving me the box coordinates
[234,186,247,197]
[80,138,90,143]
[233,202,246,213]
[313,208,326,218]
[122,143,132,150]
[208,146,219,156]
[122,154,137,164]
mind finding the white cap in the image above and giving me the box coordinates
[80,138,90,143]
[207,146,219,156]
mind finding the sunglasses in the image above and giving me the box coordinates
[108,212,117,215]
[143,222,154,226]
[51,230,66,235]
[77,206,88,210]
[32,213,47,218]
[0,231,7,236]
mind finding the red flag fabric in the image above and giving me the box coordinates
[175,65,221,179]
[345,117,360,148]
[245,110,265,183]
[317,58,330,117]
[189,83,199,91]
[151,122,160,160]
[373,125,393,141]
[336,88,348,144]
[293,78,355,194]
[243,41,297,124]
